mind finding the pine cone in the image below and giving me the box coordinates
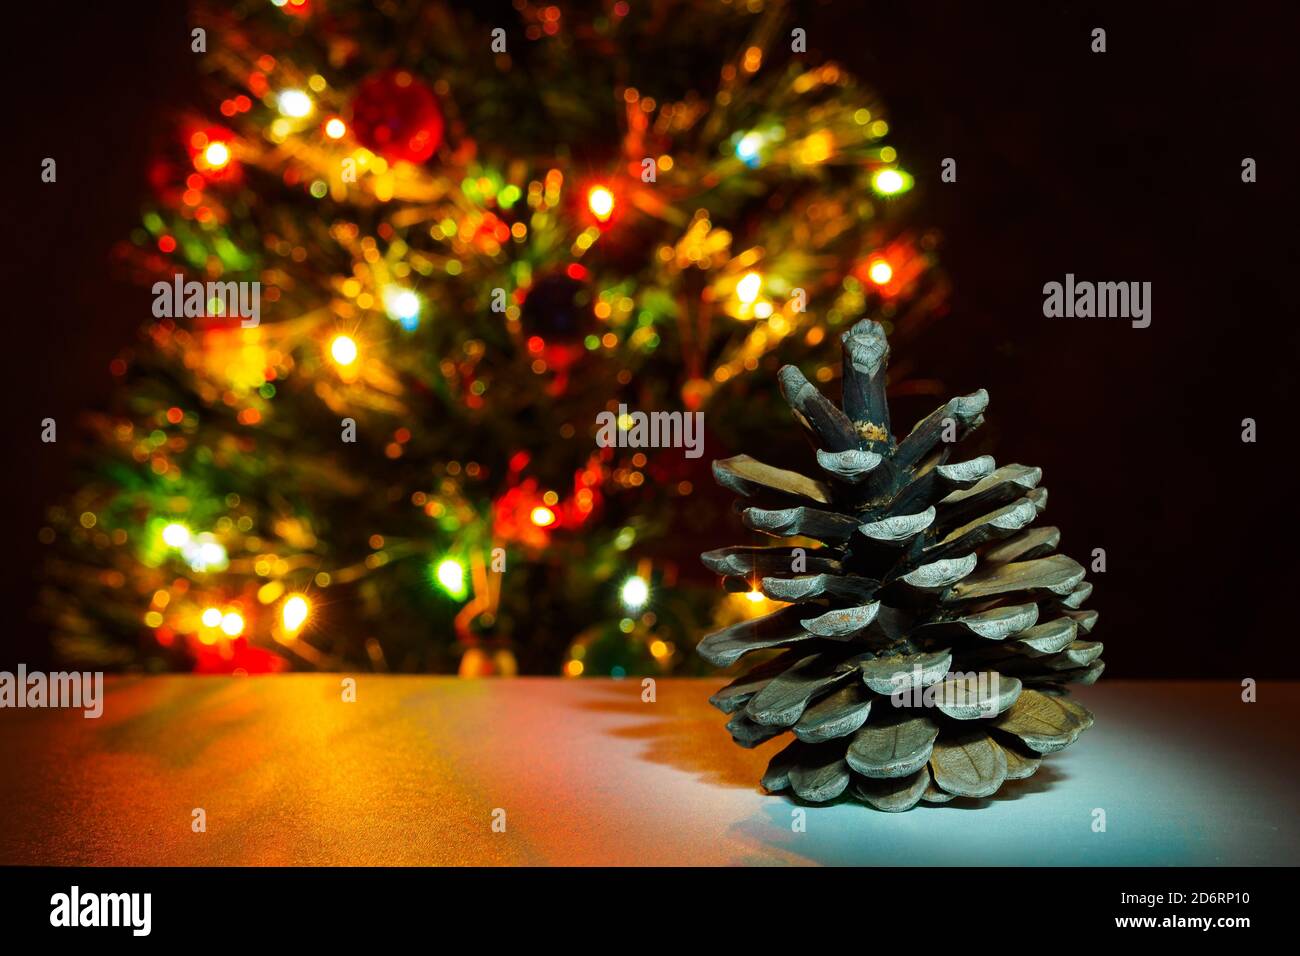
[699,319,1101,811]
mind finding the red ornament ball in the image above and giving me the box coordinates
[349,71,444,164]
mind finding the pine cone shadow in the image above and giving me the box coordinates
[569,683,1071,807]
[569,684,766,790]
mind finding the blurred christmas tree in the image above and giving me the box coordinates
[39,0,948,676]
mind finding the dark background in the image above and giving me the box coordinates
[1,1,1296,675]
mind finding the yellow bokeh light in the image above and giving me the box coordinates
[324,118,347,139]
[874,169,904,194]
[871,167,913,197]
[281,594,310,633]
[565,659,585,677]
[277,89,313,119]
[869,260,894,285]
[330,334,359,367]
[798,130,834,165]
[530,506,556,527]
[201,607,222,628]
[736,271,763,304]
[220,611,245,637]
[587,186,615,221]
[203,141,230,169]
